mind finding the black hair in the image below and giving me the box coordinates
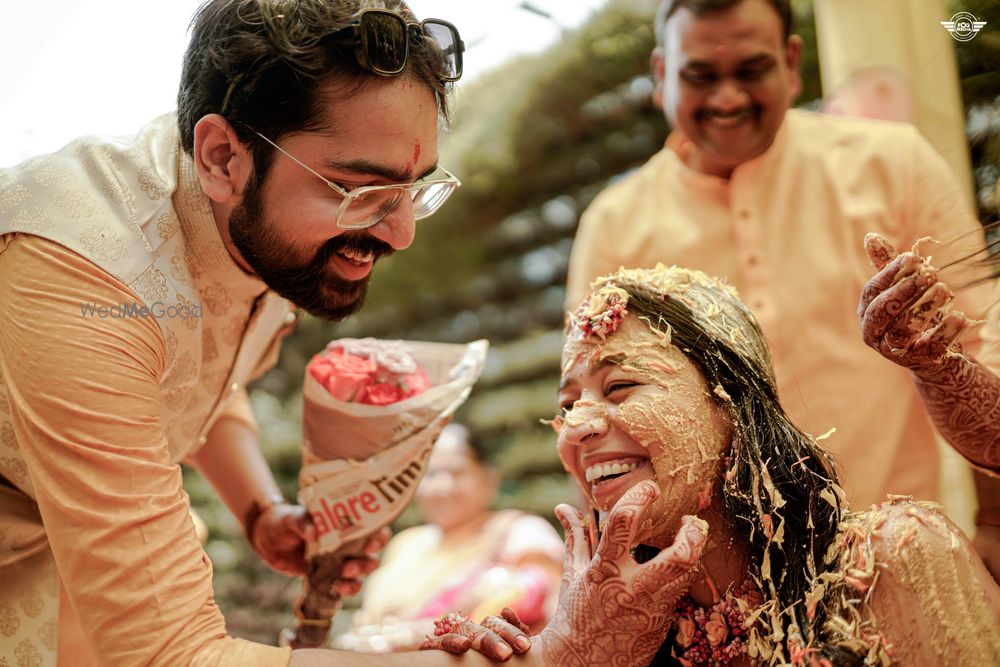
[177,0,450,182]
[600,270,868,664]
[655,0,794,45]
[442,422,491,466]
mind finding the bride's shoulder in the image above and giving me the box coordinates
[832,502,1000,663]
[841,496,969,565]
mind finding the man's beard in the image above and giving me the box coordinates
[228,176,393,321]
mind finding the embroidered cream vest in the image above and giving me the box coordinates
[0,113,297,500]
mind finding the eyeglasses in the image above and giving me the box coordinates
[254,131,461,230]
[332,9,464,82]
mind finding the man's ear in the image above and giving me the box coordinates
[785,34,804,100]
[192,114,253,203]
[650,46,666,111]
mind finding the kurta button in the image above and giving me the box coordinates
[230,382,240,393]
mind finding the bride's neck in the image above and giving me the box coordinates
[687,505,752,607]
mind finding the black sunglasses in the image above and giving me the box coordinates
[334,8,464,82]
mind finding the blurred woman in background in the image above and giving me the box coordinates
[335,423,563,652]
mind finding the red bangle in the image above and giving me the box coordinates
[243,493,287,542]
[975,509,1000,528]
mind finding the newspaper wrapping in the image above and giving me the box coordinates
[282,339,489,648]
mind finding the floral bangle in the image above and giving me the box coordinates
[433,612,468,636]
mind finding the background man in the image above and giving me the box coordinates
[565,0,1000,574]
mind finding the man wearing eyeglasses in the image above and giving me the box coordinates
[0,0,466,664]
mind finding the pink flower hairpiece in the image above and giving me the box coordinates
[573,284,629,340]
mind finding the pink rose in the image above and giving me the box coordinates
[311,349,377,401]
[705,612,729,647]
[398,367,431,398]
[358,381,406,406]
[675,616,695,648]
[308,354,335,387]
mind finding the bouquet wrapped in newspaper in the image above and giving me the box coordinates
[283,337,489,649]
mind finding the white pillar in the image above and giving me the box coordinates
[813,0,976,209]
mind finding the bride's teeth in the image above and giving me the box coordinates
[585,460,640,483]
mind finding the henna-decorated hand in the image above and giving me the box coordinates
[419,608,532,662]
[538,480,708,667]
[859,233,968,371]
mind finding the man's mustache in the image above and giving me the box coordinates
[317,233,395,267]
[696,106,760,122]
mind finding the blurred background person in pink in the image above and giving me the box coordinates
[335,423,564,652]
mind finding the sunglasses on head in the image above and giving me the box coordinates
[333,8,464,82]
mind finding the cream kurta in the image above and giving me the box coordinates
[0,115,295,666]
[566,109,999,509]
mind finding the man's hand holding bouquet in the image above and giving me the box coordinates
[281,337,488,648]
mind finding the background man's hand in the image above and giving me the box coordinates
[859,232,968,370]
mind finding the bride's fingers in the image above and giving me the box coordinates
[482,612,532,654]
[555,504,590,580]
[634,515,708,599]
[420,633,471,654]
[595,480,660,564]
[657,515,709,568]
[419,615,516,661]
[500,607,530,635]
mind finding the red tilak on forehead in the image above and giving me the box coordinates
[403,142,422,173]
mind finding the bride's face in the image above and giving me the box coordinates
[556,315,731,547]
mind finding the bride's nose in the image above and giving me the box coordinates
[562,399,610,447]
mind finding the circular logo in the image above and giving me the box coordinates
[948,12,981,42]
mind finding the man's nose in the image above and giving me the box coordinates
[368,194,416,251]
[707,78,751,113]
[562,399,610,447]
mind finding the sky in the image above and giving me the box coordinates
[0,0,609,167]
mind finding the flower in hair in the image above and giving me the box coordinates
[573,284,629,340]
